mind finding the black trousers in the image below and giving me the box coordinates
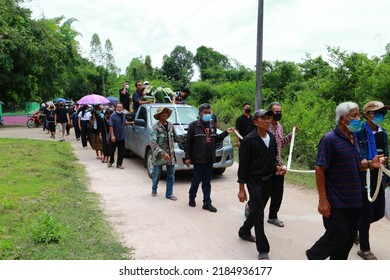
[239,177,271,254]
[109,139,125,166]
[306,207,361,260]
[73,124,81,140]
[102,136,110,157]
[267,174,284,220]
[359,186,385,251]
[80,120,91,147]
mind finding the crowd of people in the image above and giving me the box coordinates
[37,84,389,260]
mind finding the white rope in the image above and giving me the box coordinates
[366,163,390,202]
[165,91,185,132]
[286,126,315,173]
[234,128,243,140]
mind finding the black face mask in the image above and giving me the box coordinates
[244,108,251,114]
[273,113,282,121]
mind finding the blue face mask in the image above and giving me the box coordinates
[346,118,361,132]
[372,114,384,126]
[202,114,212,122]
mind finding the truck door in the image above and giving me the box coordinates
[129,106,149,157]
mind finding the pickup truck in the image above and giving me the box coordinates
[124,103,234,178]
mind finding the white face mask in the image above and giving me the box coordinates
[125,85,129,89]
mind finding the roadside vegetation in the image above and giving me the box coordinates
[0,138,131,260]
[2,1,389,186]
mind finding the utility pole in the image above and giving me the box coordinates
[255,0,264,110]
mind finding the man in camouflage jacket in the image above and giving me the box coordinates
[150,106,179,200]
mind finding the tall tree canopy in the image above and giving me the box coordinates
[160,45,194,90]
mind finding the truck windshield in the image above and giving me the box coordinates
[151,106,198,126]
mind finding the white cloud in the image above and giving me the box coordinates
[24,0,390,75]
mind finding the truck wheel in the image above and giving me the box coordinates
[213,168,226,175]
[145,149,153,179]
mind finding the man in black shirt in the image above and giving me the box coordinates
[237,109,286,260]
[119,81,130,111]
[235,102,255,148]
[185,103,234,213]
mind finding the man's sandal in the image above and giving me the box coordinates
[357,250,378,260]
[267,218,284,227]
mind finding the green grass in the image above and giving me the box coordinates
[0,138,132,260]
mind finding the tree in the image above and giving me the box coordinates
[0,0,83,104]
[144,55,154,79]
[89,33,105,93]
[125,57,148,83]
[160,45,194,89]
[193,46,230,81]
[262,60,302,102]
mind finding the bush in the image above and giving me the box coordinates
[31,212,64,244]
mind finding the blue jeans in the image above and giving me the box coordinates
[189,162,213,206]
[152,165,175,198]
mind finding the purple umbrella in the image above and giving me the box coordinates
[77,94,110,105]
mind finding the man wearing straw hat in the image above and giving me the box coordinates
[150,106,179,201]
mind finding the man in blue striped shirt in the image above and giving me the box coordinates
[306,102,386,260]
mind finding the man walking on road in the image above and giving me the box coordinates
[306,102,385,260]
[235,102,255,149]
[355,101,390,260]
[108,103,131,169]
[266,102,298,227]
[150,106,179,201]
[237,109,287,260]
[185,103,234,213]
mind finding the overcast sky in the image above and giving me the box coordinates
[25,0,390,76]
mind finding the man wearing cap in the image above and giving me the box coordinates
[185,103,234,212]
[150,106,179,201]
[354,101,390,260]
[237,109,286,260]
[306,102,385,260]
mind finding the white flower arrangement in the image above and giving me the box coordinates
[145,85,174,103]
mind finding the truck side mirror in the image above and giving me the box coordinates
[134,119,146,127]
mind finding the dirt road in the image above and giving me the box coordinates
[1,126,390,260]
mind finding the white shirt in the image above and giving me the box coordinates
[78,111,92,121]
[262,133,270,148]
